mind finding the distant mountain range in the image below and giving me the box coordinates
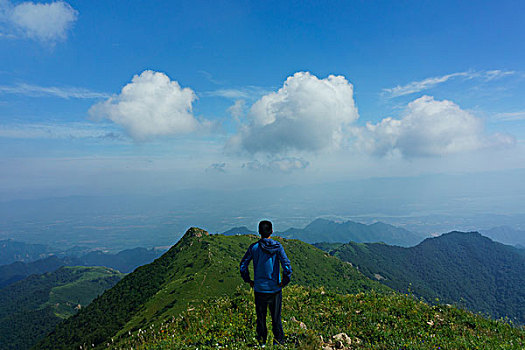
[0,266,123,350]
[2,222,524,348]
[0,247,164,289]
[320,231,525,324]
[0,239,50,265]
[481,226,525,248]
[223,218,424,247]
[0,239,104,266]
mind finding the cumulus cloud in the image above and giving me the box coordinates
[228,72,359,155]
[227,99,245,119]
[0,0,77,43]
[242,157,309,173]
[356,95,515,157]
[89,70,199,141]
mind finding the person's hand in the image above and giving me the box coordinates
[249,280,254,288]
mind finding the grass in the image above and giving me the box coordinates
[116,285,525,350]
[44,266,124,318]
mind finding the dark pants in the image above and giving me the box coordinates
[254,290,284,344]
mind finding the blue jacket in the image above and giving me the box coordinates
[239,238,292,293]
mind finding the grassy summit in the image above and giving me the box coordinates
[118,285,525,349]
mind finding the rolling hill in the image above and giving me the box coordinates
[36,227,388,349]
[0,247,163,289]
[328,231,525,324]
[0,266,123,350]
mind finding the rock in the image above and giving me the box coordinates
[320,332,354,350]
[184,227,209,238]
[290,316,307,330]
[374,273,385,280]
[333,333,352,346]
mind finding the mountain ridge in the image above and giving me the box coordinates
[481,225,525,247]
[328,231,525,324]
[36,227,388,349]
[279,218,424,246]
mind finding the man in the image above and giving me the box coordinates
[239,220,292,346]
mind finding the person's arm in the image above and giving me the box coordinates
[278,246,292,287]
[239,245,254,286]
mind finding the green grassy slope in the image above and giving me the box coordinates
[119,285,525,349]
[36,228,388,349]
[313,242,344,252]
[330,231,525,324]
[0,266,123,350]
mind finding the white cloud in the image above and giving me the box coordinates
[206,86,270,100]
[383,72,469,98]
[483,70,515,81]
[89,70,199,141]
[208,88,249,99]
[228,72,359,155]
[227,99,245,119]
[0,83,109,99]
[242,157,309,173]
[198,70,223,85]
[1,0,77,43]
[383,70,516,98]
[356,95,515,157]
[493,111,525,122]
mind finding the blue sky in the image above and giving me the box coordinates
[0,0,524,204]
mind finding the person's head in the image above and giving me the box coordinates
[258,220,273,238]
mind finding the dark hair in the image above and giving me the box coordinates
[258,220,273,238]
